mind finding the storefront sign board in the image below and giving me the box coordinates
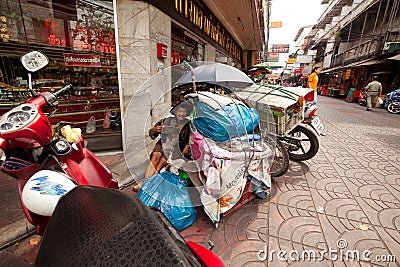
[64,53,101,67]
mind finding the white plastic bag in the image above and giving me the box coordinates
[377,97,383,105]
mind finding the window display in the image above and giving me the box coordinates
[0,0,121,151]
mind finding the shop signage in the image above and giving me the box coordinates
[270,21,282,28]
[145,1,242,61]
[294,69,302,74]
[173,0,241,60]
[287,58,296,64]
[0,15,9,42]
[157,43,168,59]
[272,44,289,53]
[267,52,279,62]
[64,53,101,67]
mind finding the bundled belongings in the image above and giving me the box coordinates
[190,131,272,223]
[188,91,260,142]
[186,91,273,224]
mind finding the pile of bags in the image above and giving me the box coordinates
[188,91,272,223]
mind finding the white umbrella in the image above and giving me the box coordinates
[174,62,254,89]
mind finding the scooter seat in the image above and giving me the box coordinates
[36,186,200,266]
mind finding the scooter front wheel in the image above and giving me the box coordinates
[285,124,319,161]
[387,102,400,114]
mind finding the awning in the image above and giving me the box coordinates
[372,71,397,75]
[355,58,386,66]
[389,54,400,60]
[321,58,387,73]
[320,66,344,73]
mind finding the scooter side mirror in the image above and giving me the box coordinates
[21,51,49,72]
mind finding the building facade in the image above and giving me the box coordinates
[303,0,400,95]
[0,0,265,157]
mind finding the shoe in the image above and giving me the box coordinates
[320,131,327,136]
[366,108,371,111]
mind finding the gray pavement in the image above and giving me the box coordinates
[1,95,400,266]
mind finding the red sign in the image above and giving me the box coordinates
[157,43,168,59]
[64,53,101,67]
[267,52,279,62]
[294,69,302,74]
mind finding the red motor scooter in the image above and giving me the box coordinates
[0,51,118,235]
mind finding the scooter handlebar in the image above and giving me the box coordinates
[54,84,73,98]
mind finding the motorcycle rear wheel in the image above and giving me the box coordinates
[387,102,400,114]
[286,125,319,161]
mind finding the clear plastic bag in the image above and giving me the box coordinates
[86,116,96,133]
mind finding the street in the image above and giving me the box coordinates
[1,95,400,266]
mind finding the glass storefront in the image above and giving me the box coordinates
[171,24,204,65]
[0,0,121,151]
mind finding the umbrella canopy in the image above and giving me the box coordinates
[174,62,254,89]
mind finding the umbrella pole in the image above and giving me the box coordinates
[183,61,197,93]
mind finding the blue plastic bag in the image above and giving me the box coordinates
[193,102,260,142]
[137,172,196,231]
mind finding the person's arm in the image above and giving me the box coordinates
[307,74,314,88]
[181,144,190,156]
[180,123,191,157]
[379,83,382,96]
[149,119,164,139]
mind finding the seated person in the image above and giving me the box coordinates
[132,102,192,192]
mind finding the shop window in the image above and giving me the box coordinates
[171,24,204,65]
[0,0,122,151]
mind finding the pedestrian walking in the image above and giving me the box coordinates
[364,76,382,111]
[308,66,321,104]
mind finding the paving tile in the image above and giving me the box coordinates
[311,193,367,223]
[342,177,381,197]
[309,177,351,195]
[317,214,395,266]
[369,162,400,177]
[216,239,267,266]
[343,168,379,181]
[268,203,324,249]
[372,226,400,266]
[354,196,400,228]
[265,236,333,266]
[270,186,313,211]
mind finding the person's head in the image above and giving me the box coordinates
[171,102,192,120]
[312,67,321,74]
[372,76,378,81]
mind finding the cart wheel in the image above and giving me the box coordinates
[270,139,290,177]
